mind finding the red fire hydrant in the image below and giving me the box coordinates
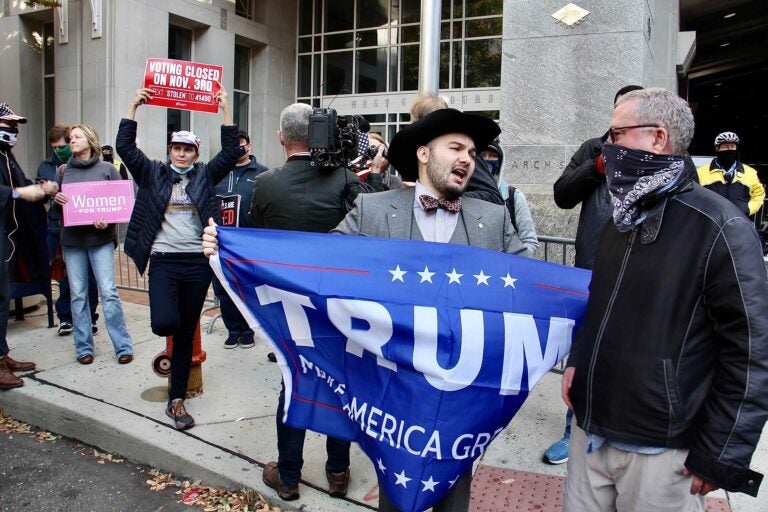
[151,320,207,398]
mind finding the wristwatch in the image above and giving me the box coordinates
[11,188,20,199]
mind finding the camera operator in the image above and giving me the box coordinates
[364,133,403,190]
[246,102,354,502]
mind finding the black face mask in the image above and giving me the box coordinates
[102,151,114,163]
[716,150,739,173]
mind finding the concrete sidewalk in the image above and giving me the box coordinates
[1,299,766,512]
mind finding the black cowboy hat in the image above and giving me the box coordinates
[387,108,500,181]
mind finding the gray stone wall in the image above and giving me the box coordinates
[500,0,679,240]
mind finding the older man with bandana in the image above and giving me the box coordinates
[561,88,768,511]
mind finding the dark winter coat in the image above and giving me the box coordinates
[214,156,268,228]
[115,119,243,274]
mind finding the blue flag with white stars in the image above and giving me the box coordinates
[211,227,591,512]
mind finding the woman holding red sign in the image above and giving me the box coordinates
[53,124,134,365]
[116,85,243,431]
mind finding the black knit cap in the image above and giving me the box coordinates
[387,109,500,181]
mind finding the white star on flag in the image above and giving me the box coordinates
[445,268,463,284]
[417,266,436,283]
[448,475,459,488]
[389,265,407,282]
[377,458,387,474]
[394,469,412,488]
[421,476,439,492]
[473,270,491,285]
[501,273,517,288]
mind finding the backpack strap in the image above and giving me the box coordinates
[505,186,517,230]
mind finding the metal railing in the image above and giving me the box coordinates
[537,235,576,266]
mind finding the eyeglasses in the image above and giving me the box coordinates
[608,124,660,141]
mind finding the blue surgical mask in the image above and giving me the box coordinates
[170,164,194,175]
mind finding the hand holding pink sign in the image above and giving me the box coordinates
[61,180,136,227]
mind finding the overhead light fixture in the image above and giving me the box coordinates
[724,12,736,19]
[720,42,730,47]
[715,82,723,86]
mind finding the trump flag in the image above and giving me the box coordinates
[210,228,590,512]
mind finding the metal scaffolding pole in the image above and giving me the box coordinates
[418,0,441,93]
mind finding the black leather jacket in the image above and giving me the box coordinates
[568,181,768,496]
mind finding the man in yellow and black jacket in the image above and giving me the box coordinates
[697,131,764,216]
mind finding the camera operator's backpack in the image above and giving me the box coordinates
[505,186,517,230]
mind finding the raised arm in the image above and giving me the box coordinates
[116,88,158,186]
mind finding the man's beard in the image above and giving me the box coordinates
[425,156,467,200]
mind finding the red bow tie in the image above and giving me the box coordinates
[419,194,462,214]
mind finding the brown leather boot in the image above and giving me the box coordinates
[3,354,35,372]
[0,358,24,389]
[326,468,350,498]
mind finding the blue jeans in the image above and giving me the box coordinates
[276,382,350,485]
[62,242,133,358]
[211,276,253,338]
[48,227,99,324]
[564,408,573,438]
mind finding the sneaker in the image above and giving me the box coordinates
[224,335,239,349]
[262,461,299,501]
[165,399,195,430]
[239,334,255,349]
[326,468,350,498]
[542,436,570,465]
[92,324,99,335]
[58,322,73,336]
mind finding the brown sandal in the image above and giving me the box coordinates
[77,354,94,365]
[117,354,133,365]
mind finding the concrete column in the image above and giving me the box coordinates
[500,0,680,240]
[418,0,441,93]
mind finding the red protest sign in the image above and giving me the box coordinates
[143,58,223,113]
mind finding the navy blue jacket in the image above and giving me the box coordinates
[36,154,65,228]
[115,119,244,274]
[214,156,268,228]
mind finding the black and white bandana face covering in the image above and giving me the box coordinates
[0,126,18,148]
[602,143,685,232]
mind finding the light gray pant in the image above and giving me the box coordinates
[563,426,706,512]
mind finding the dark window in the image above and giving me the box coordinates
[357,48,387,93]
[324,51,353,95]
[298,0,312,35]
[466,0,502,17]
[400,44,419,91]
[326,0,354,32]
[298,55,312,97]
[401,0,420,24]
[325,32,354,51]
[357,0,388,29]
[466,17,502,38]
[465,39,501,88]
[168,25,192,133]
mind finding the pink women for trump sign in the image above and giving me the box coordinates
[62,181,135,227]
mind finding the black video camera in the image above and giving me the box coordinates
[308,108,366,168]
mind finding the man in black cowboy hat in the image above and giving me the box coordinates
[202,108,528,509]
[0,102,59,388]
[333,108,527,511]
